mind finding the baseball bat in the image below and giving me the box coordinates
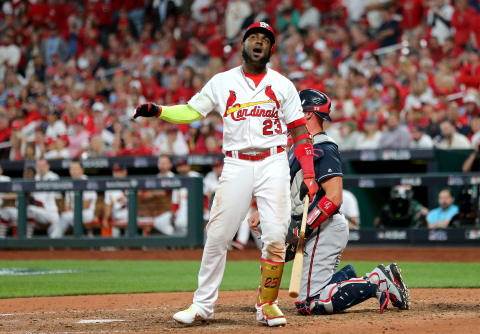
[288,194,310,298]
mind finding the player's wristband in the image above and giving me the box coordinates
[155,104,162,118]
[287,118,306,130]
[306,196,339,229]
[294,142,315,177]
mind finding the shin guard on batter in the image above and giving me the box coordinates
[308,278,379,315]
[255,259,286,326]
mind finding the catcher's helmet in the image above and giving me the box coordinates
[243,22,275,51]
[299,89,332,122]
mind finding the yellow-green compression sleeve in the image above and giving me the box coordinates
[159,104,203,124]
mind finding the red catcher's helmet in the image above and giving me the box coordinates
[242,22,276,52]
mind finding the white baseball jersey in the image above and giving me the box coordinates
[104,190,127,213]
[172,171,202,225]
[340,190,359,220]
[203,171,219,196]
[64,175,97,216]
[188,66,304,151]
[34,171,60,213]
[0,175,11,207]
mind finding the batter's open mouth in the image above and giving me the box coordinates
[253,48,263,56]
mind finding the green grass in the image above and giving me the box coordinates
[0,260,479,298]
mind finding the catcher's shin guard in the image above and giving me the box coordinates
[309,278,378,315]
[255,259,286,326]
[328,264,357,284]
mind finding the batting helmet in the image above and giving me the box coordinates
[243,22,276,51]
[299,89,332,122]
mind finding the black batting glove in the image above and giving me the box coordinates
[133,103,161,119]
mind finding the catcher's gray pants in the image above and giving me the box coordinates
[298,213,349,302]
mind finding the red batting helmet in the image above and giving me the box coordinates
[299,89,333,122]
[243,22,276,52]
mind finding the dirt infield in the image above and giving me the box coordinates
[1,289,479,334]
[1,247,480,333]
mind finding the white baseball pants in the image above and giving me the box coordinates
[112,208,128,237]
[0,206,58,237]
[193,151,291,318]
[49,210,96,238]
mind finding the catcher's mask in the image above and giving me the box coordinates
[299,89,332,122]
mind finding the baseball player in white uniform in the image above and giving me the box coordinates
[50,161,97,238]
[134,22,318,326]
[34,159,61,236]
[0,160,61,237]
[0,165,13,238]
[150,155,176,236]
[0,167,36,237]
[102,164,128,237]
[152,158,202,235]
[172,158,202,235]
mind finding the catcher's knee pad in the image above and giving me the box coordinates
[309,279,378,315]
[328,264,357,284]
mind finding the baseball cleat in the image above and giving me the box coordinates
[388,263,411,310]
[375,264,410,310]
[378,289,389,314]
[173,305,211,324]
[256,302,287,327]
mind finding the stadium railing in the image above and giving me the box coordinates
[0,176,204,249]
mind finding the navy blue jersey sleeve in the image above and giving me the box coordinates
[314,143,343,183]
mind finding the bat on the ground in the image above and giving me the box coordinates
[288,194,309,298]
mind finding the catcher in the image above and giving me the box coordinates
[249,89,411,315]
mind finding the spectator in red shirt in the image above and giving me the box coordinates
[27,0,49,28]
[165,72,191,105]
[116,130,153,156]
[78,16,99,52]
[0,113,12,152]
[458,47,480,89]
[399,0,424,32]
[191,120,221,154]
[205,135,222,154]
[472,11,480,49]
[451,0,476,48]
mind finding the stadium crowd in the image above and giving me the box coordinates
[0,0,479,161]
[1,0,480,237]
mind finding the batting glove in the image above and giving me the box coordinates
[133,103,161,119]
[300,177,319,201]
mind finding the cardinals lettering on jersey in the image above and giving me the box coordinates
[224,86,281,125]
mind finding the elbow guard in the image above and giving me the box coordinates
[306,196,339,229]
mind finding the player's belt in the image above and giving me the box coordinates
[225,146,285,161]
